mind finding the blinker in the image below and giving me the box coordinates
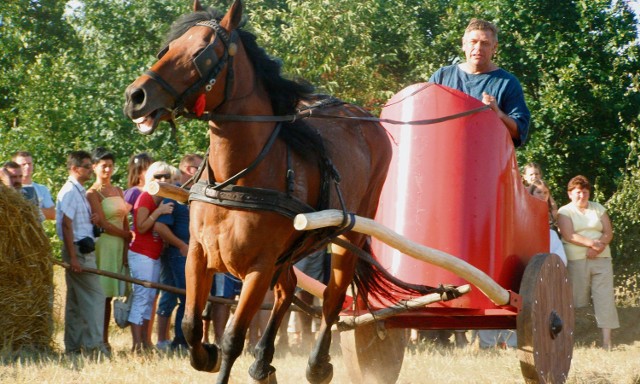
[193,38,219,78]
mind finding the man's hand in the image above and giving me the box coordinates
[482,92,498,112]
[482,91,520,141]
[0,168,12,188]
[70,255,83,273]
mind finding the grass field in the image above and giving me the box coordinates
[2,334,640,383]
[1,266,639,383]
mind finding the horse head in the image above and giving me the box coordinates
[123,0,243,134]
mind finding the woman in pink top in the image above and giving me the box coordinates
[127,161,174,352]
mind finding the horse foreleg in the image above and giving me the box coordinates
[216,271,272,384]
[307,243,357,384]
[182,247,220,373]
[248,267,296,383]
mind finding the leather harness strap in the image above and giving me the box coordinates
[189,180,315,219]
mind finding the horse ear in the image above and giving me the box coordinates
[220,0,243,31]
[193,0,203,12]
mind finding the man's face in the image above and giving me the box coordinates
[181,159,203,177]
[462,29,497,69]
[15,155,33,180]
[74,159,94,183]
[6,167,23,189]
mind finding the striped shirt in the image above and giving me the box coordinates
[56,176,94,242]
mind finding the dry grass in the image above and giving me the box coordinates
[1,266,640,383]
[2,333,640,383]
[0,185,54,352]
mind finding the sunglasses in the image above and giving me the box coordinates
[78,164,93,170]
[153,173,171,180]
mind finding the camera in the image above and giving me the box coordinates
[75,237,95,254]
[93,224,104,238]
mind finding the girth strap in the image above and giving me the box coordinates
[189,180,315,219]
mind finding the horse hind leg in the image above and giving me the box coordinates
[306,242,358,384]
[247,268,296,383]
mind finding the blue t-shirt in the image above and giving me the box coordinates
[156,198,190,257]
[429,64,530,147]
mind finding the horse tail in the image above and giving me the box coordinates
[338,237,458,308]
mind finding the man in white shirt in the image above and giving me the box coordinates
[56,150,107,356]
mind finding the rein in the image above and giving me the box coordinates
[180,82,491,126]
[181,101,490,127]
[148,18,490,129]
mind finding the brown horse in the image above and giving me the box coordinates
[124,1,440,383]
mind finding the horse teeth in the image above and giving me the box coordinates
[137,122,153,133]
[133,116,147,124]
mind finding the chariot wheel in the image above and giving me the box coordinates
[517,253,574,384]
[340,320,406,384]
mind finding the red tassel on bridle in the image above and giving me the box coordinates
[194,93,206,117]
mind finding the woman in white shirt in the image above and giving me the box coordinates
[557,175,619,350]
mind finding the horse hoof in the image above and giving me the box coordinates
[190,343,221,373]
[306,362,333,384]
[205,343,222,372]
[251,370,277,384]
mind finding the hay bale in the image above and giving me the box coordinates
[0,184,53,353]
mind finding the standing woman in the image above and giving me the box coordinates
[557,175,619,350]
[124,153,153,213]
[127,161,174,352]
[86,147,132,351]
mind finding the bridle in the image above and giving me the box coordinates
[144,19,238,121]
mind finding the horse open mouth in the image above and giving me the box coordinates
[132,109,167,135]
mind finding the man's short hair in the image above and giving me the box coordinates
[67,150,92,170]
[3,161,20,171]
[179,153,204,170]
[11,151,32,161]
[465,18,499,42]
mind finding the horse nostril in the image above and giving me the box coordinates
[131,88,146,105]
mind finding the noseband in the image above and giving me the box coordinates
[145,19,238,118]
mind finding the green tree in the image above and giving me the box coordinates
[0,0,208,190]
[1,0,639,207]
[503,0,640,200]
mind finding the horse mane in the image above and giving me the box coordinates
[167,5,332,212]
[165,6,314,116]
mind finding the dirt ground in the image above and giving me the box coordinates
[574,306,640,347]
